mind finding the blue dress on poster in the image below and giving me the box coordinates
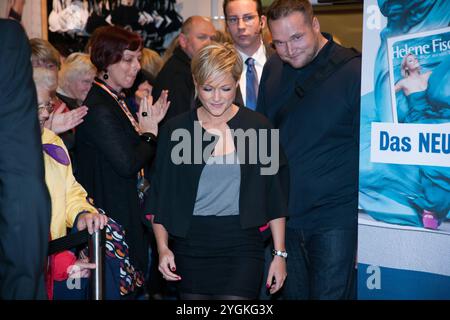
[359,0,450,228]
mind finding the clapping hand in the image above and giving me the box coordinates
[45,103,88,134]
[137,90,170,136]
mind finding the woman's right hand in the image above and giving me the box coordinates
[137,90,170,136]
[67,258,96,278]
[158,247,181,281]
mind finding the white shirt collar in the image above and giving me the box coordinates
[237,42,266,68]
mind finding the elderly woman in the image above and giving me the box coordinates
[75,26,170,278]
[57,52,96,110]
[33,67,108,299]
[54,52,97,171]
[149,42,288,300]
[30,38,88,158]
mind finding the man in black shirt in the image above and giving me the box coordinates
[152,16,215,124]
[257,0,361,299]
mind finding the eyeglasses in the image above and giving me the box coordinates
[226,14,258,26]
[271,34,303,50]
[38,100,55,113]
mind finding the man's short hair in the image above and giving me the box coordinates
[267,0,314,24]
[223,0,263,18]
[181,16,212,35]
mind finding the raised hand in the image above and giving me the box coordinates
[45,103,88,134]
[137,90,170,136]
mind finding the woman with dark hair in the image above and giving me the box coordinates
[75,26,170,286]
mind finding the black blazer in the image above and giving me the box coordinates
[148,107,289,238]
[152,47,195,125]
[0,19,51,299]
[75,81,156,271]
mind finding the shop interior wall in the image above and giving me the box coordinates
[0,0,362,52]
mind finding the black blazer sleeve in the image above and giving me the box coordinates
[147,121,171,222]
[0,19,51,299]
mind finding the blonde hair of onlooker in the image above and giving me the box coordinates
[140,48,163,78]
[30,38,61,70]
[191,42,243,87]
[212,30,233,44]
[33,67,58,94]
[58,53,97,93]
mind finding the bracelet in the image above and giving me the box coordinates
[140,132,157,144]
[272,249,288,259]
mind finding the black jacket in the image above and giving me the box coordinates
[152,47,195,125]
[75,81,156,271]
[0,19,51,299]
[148,107,289,238]
[257,34,361,230]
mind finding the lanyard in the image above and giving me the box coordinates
[94,80,146,185]
[94,80,141,134]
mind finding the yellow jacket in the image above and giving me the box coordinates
[42,128,97,240]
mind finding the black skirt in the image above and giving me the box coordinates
[172,215,265,298]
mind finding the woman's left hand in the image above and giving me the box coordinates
[137,90,170,136]
[266,256,287,295]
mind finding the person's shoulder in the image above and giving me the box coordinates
[332,44,361,74]
[84,85,113,109]
[236,107,274,129]
[264,53,284,70]
[0,19,28,48]
[160,109,193,133]
[0,19,22,33]
[42,128,66,149]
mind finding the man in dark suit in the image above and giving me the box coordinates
[223,0,274,109]
[152,16,215,124]
[0,19,51,299]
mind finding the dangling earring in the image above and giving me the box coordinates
[103,71,109,80]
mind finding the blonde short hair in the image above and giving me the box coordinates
[400,53,419,78]
[30,38,61,69]
[140,48,163,78]
[58,53,96,92]
[33,67,58,93]
[191,42,242,86]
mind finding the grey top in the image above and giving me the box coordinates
[193,151,241,216]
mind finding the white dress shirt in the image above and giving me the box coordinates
[237,43,267,105]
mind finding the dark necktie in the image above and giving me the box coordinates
[245,57,258,110]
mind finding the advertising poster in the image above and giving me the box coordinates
[357,0,450,299]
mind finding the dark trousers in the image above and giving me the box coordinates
[282,226,357,300]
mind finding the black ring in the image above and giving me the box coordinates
[141,112,148,117]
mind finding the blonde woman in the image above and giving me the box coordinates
[57,52,97,110]
[149,42,288,300]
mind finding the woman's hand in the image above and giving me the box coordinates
[158,247,181,282]
[67,258,96,278]
[76,211,108,234]
[45,103,88,134]
[137,90,170,136]
[266,256,287,294]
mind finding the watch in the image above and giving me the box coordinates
[141,132,157,144]
[272,249,288,259]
